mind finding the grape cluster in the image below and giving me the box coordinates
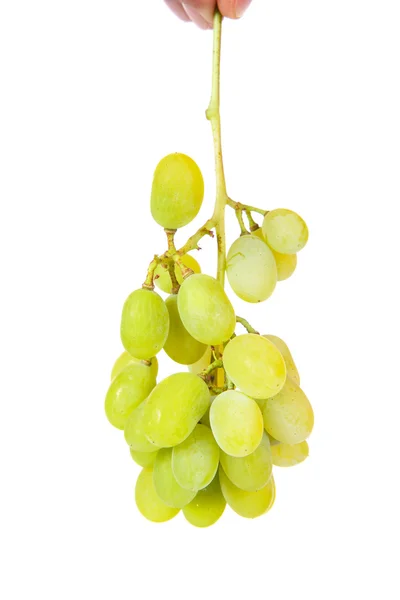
[105,152,314,527]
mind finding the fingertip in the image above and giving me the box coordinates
[218,0,252,19]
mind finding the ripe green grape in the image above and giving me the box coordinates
[172,424,220,491]
[219,467,276,519]
[263,334,300,385]
[252,228,297,281]
[143,373,210,447]
[151,153,204,229]
[226,235,277,302]
[105,363,156,430]
[163,294,207,365]
[199,396,215,428]
[135,467,179,523]
[263,379,314,444]
[111,351,158,381]
[130,448,158,468]
[223,334,286,400]
[210,390,264,457]
[271,441,309,467]
[188,346,212,375]
[153,448,196,508]
[155,254,201,294]
[120,289,169,360]
[183,475,226,528]
[267,433,281,446]
[262,209,308,254]
[178,274,236,345]
[220,432,272,492]
[124,402,160,453]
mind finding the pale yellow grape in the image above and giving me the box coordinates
[267,434,281,446]
[223,334,286,400]
[262,209,308,254]
[188,347,212,375]
[199,396,215,428]
[155,254,201,294]
[153,449,196,508]
[172,424,220,491]
[143,373,210,447]
[105,364,156,430]
[124,402,160,453]
[272,441,309,467]
[219,467,276,519]
[151,153,204,229]
[226,235,277,302]
[263,334,300,385]
[263,379,314,444]
[163,295,207,365]
[111,351,158,381]
[135,468,179,523]
[178,274,236,345]
[183,475,226,528]
[252,228,297,281]
[120,289,169,360]
[220,432,272,492]
[130,448,158,468]
[210,391,264,457]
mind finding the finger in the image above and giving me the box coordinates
[182,4,213,29]
[181,0,216,25]
[164,0,192,22]
[218,0,252,19]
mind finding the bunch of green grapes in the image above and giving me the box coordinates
[104,153,313,527]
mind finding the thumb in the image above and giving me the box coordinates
[217,0,252,19]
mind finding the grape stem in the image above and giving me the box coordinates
[227,198,268,217]
[199,359,223,379]
[235,209,249,235]
[236,316,260,335]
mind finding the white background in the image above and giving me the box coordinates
[1,1,399,598]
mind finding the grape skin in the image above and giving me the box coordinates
[226,235,277,303]
[223,334,286,400]
[151,153,204,229]
[172,424,220,491]
[210,390,264,458]
[188,346,212,375]
[220,432,272,492]
[219,467,276,519]
[120,289,169,360]
[252,228,297,281]
[183,475,226,528]
[178,274,236,345]
[105,363,156,430]
[263,379,314,444]
[153,448,197,509]
[163,294,207,365]
[124,402,161,453]
[135,468,179,523]
[130,448,158,468]
[271,441,309,467]
[262,208,308,255]
[263,334,300,385]
[111,351,158,381]
[143,373,210,447]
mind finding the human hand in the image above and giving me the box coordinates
[164,0,252,29]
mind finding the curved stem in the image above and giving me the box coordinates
[206,10,227,287]
[236,316,259,335]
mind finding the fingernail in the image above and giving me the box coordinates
[234,0,252,18]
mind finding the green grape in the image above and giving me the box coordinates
[151,153,204,229]
[219,467,276,519]
[183,475,226,528]
[155,254,201,294]
[199,396,215,428]
[143,373,210,447]
[252,228,297,281]
[262,209,308,255]
[178,274,236,345]
[263,334,300,385]
[223,334,286,400]
[210,390,264,458]
[130,448,158,468]
[111,351,158,381]
[105,363,156,430]
[163,295,207,365]
[172,424,220,491]
[135,467,179,523]
[220,432,272,492]
[267,433,281,446]
[272,441,309,467]
[120,289,169,360]
[226,235,277,302]
[263,379,314,444]
[188,346,212,375]
[153,448,196,508]
[124,402,160,453]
